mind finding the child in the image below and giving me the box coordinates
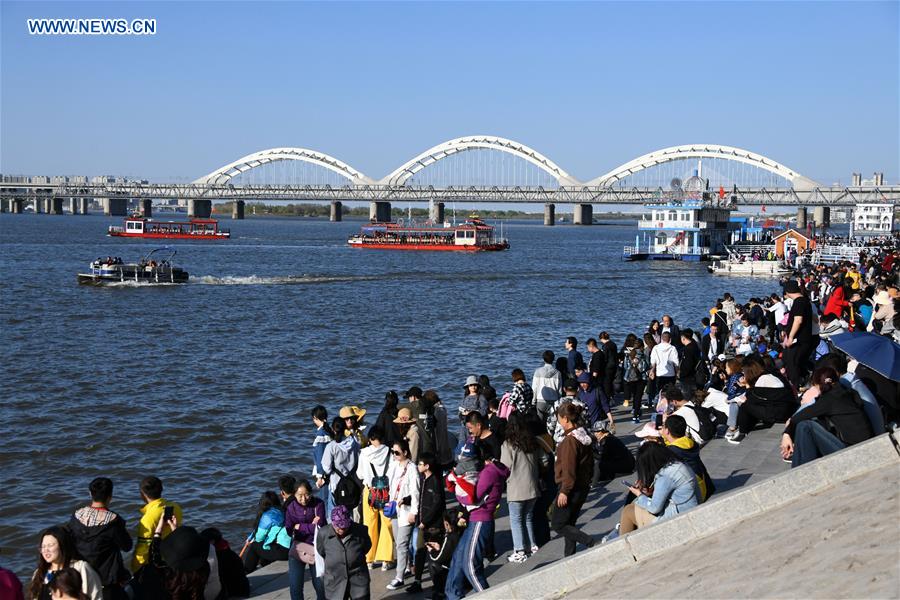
[444,440,482,511]
[426,508,468,600]
[723,359,746,440]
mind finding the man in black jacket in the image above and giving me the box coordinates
[700,322,726,364]
[780,369,873,467]
[678,329,702,398]
[68,477,133,600]
[598,332,618,405]
[407,452,446,594]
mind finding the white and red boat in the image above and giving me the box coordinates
[108,216,230,240]
[348,216,509,251]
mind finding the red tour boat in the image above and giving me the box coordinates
[108,216,230,240]
[348,216,509,251]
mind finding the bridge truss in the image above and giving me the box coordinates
[3,182,899,206]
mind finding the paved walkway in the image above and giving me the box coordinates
[565,464,900,599]
[251,404,790,599]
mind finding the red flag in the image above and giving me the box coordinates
[718,186,725,199]
[761,205,767,213]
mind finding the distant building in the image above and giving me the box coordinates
[852,203,894,236]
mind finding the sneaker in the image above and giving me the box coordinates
[406,582,423,594]
[632,416,641,423]
[724,428,737,440]
[507,550,528,563]
[530,544,539,555]
[381,561,395,572]
[405,567,415,578]
[367,562,376,570]
[386,579,404,591]
[622,399,630,408]
[727,433,746,445]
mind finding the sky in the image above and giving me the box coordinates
[1,1,898,185]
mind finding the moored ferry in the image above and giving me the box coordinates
[348,216,509,251]
[623,173,737,261]
[108,216,230,240]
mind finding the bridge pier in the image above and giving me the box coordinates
[573,203,593,225]
[796,207,808,229]
[188,199,212,219]
[49,197,64,215]
[232,200,245,220]
[370,201,391,223]
[80,198,90,215]
[68,198,78,214]
[12,198,23,214]
[544,203,555,226]
[104,197,128,216]
[813,206,830,228]
[430,202,445,224]
[330,201,342,222]
[140,199,153,218]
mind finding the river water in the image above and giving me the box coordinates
[0,213,776,576]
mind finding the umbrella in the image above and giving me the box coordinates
[829,332,900,381]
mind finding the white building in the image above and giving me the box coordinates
[853,203,894,236]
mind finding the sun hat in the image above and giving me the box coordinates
[160,526,209,572]
[331,505,352,529]
[339,406,366,420]
[874,290,892,306]
[393,407,414,424]
[634,422,661,439]
[464,376,479,387]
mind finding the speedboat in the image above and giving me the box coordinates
[78,248,189,285]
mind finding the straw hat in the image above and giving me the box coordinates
[339,405,367,420]
[393,407,414,424]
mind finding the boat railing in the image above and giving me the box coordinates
[108,226,124,233]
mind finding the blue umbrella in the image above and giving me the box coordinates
[829,332,900,381]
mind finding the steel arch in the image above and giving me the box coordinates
[380,135,579,186]
[195,148,374,185]
[586,144,819,190]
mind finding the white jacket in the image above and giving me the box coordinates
[531,363,562,403]
[387,458,420,525]
[650,342,679,377]
[33,560,102,600]
[357,443,390,488]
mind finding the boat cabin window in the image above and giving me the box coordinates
[126,221,143,232]
[668,210,677,221]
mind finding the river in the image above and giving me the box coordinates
[0,213,777,577]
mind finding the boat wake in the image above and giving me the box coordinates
[193,274,382,286]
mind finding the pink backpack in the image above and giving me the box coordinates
[498,392,516,419]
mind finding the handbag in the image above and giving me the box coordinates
[384,462,407,519]
[289,541,316,565]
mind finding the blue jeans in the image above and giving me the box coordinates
[727,403,739,429]
[288,555,324,600]
[445,520,494,600]
[508,498,536,552]
[791,420,845,467]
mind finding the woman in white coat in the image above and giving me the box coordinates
[385,438,419,591]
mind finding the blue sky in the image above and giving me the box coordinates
[2,1,898,185]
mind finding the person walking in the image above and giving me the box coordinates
[500,413,542,563]
[355,426,394,571]
[385,439,419,591]
[444,454,509,600]
[315,506,371,600]
[550,403,595,557]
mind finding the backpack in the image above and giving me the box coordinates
[368,463,390,510]
[333,469,362,508]
[497,392,516,419]
[418,408,438,455]
[687,404,718,443]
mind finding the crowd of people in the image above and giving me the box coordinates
[3,241,898,600]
